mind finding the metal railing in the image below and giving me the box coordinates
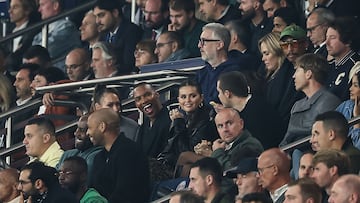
[0,1,96,45]
[280,115,360,152]
[0,99,89,162]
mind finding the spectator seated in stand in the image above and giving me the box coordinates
[336,62,360,149]
[23,117,64,167]
[310,111,360,174]
[30,67,76,127]
[154,31,190,63]
[272,7,300,33]
[280,53,340,147]
[91,85,139,141]
[22,45,52,69]
[58,156,108,203]
[134,40,157,72]
[32,0,81,69]
[258,32,303,137]
[56,115,103,185]
[176,107,263,177]
[157,80,218,168]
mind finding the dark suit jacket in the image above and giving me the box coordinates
[91,133,150,203]
[101,20,143,75]
[137,107,171,158]
[6,14,41,71]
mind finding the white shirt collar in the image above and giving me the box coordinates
[270,184,288,202]
[16,97,32,106]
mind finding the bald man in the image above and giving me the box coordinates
[328,174,360,203]
[88,109,150,202]
[257,148,291,203]
[65,48,92,81]
[0,168,20,203]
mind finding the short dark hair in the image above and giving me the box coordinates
[36,67,66,84]
[273,7,299,26]
[23,45,51,62]
[94,0,123,16]
[162,31,185,49]
[92,84,122,112]
[288,178,322,203]
[18,63,41,81]
[314,111,349,139]
[21,161,58,187]
[242,192,272,203]
[26,117,56,136]
[295,53,329,85]
[218,71,250,97]
[328,17,360,51]
[191,157,223,187]
[312,149,351,176]
[63,156,88,175]
[169,0,195,13]
[225,20,251,49]
[170,190,204,203]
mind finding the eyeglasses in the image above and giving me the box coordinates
[134,49,148,56]
[306,23,323,34]
[279,39,303,49]
[198,38,221,47]
[58,170,76,176]
[64,62,85,71]
[257,164,274,174]
[156,41,174,48]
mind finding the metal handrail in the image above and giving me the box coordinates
[35,69,199,94]
[0,0,96,44]
[281,115,360,152]
[0,120,78,158]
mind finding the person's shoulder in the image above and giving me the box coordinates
[121,115,139,126]
[81,188,108,203]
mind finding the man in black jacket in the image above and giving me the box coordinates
[88,108,150,202]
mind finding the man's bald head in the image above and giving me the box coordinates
[65,48,91,81]
[259,148,291,173]
[89,108,120,133]
[0,168,20,202]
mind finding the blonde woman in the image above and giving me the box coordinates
[258,32,303,134]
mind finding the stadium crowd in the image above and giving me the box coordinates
[1,0,360,202]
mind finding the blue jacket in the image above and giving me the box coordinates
[336,100,360,149]
[196,59,240,104]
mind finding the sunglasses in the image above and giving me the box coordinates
[279,39,304,49]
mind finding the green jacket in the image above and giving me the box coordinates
[211,129,264,170]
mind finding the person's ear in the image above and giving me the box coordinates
[171,41,179,52]
[53,1,60,11]
[34,179,44,190]
[305,69,312,80]
[98,121,106,133]
[216,41,225,51]
[205,174,214,186]
[329,165,338,177]
[43,133,51,143]
[224,90,231,98]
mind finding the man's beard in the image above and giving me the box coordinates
[242,9,256,21]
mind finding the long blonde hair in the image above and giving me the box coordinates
[258,32,286,77]
[0,75,15,113]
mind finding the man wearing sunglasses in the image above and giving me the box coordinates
[280,24,309,65]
